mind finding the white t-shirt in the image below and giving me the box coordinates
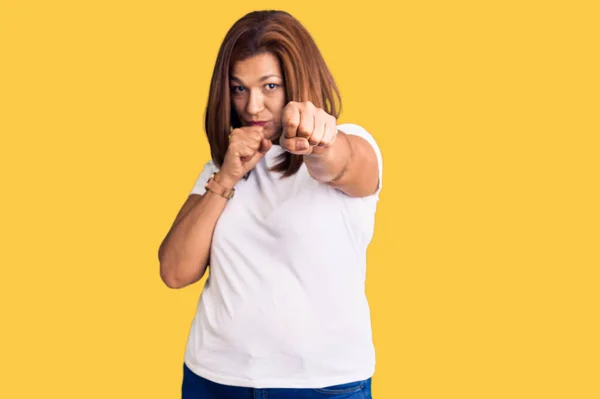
[183,123,383,388]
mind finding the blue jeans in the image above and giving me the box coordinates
[182,363,373,398]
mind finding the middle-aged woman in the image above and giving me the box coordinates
[158,9,383,399]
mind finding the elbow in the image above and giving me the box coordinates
[158,243,208,289]
[158,252,187,289]
[159,257,206,289]
[159,266,188,289]
[162,275,187,289]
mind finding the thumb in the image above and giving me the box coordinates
[243,139,271,171]
[279,136,311,154]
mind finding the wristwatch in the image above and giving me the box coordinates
[205,173,235,199]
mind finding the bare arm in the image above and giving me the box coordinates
[278,102,380,198]
[158,126,271,289]
[158,174,233,289]
[304,130,380,198]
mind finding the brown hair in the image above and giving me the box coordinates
[204,10,342,177]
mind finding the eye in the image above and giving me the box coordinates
[231,85,246,94]
[265,83,279,90]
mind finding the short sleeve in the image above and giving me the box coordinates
[190,160,219,196]
[337,123,383,200]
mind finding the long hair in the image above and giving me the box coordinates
[204,10,342,177]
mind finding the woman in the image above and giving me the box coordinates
[158,10,383,399]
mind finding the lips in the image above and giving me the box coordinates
[248,121,268,127]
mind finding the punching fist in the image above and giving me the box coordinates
[279,101,338,155]
[219,126,272,186]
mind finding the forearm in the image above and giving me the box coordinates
[159,189,229,289]
[303,130,353,184]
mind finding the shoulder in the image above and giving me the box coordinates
[337,123,379,149]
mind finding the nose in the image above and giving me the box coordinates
[245,89,265,115]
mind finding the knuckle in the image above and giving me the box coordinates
[284,102,296,113]
[308,135,320,144]
[297,125,309,135]
[285,103,297,114]
[286,118,299,128]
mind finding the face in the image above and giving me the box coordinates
[230,52,286,141]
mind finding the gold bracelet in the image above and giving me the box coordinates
[204,173,235,199]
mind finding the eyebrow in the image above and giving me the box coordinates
[230,74,282,83]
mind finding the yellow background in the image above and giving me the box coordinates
[1,0,598,398]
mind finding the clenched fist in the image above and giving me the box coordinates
[279,101,338,155]
[219,126,272,186]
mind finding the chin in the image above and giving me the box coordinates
[261,126,277,139]
[268,130,285,143]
